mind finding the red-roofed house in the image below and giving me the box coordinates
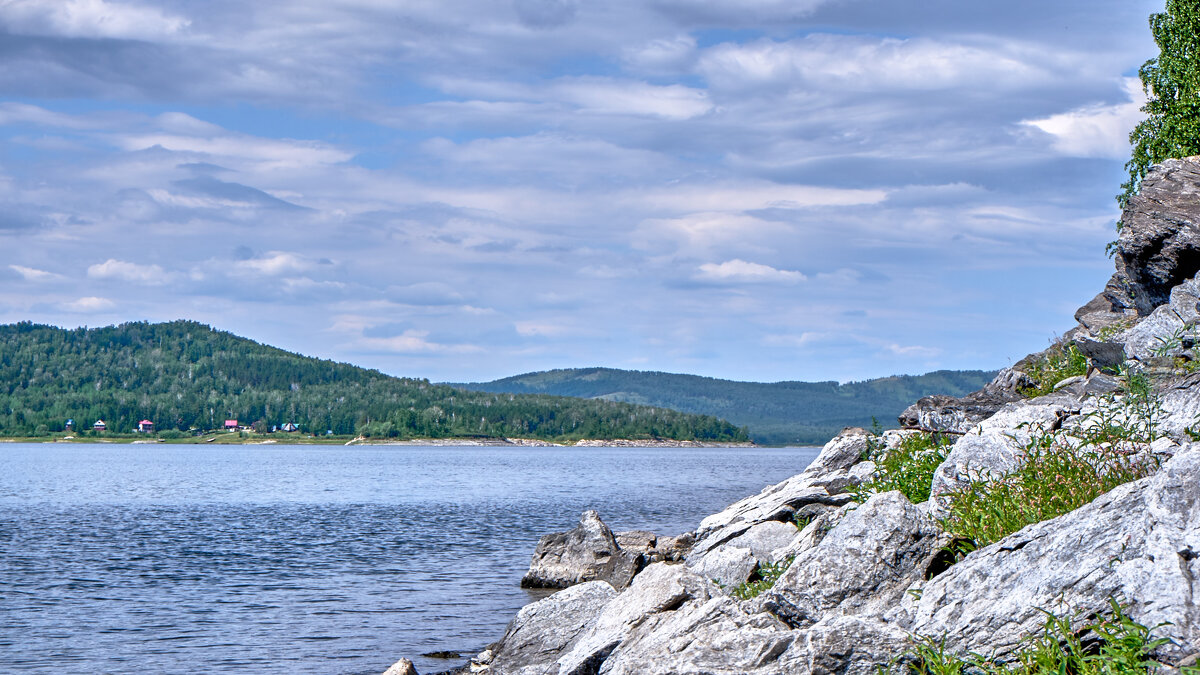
[224,419,238,431]
[138,420,154,433]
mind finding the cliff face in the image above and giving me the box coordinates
[396,157,1200,675]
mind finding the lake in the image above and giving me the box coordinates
[0,443,820,674]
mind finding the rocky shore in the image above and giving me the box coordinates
[382,157,1200,674]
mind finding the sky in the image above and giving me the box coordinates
[0,0,1166,383]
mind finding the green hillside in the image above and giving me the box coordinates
[0,321,746,442]
[455,367,997,445]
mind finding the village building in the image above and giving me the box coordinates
[224,419,238,431]
[93,420,106,431]
[137,420,154,433]
[281,422,299,432]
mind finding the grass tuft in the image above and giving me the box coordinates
[1019,343,1089,398]
[729,557,794,601]
[852,432,953,505]
[900,599,1181,674]
[942,391,1160,553]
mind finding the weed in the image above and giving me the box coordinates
[729,557,794,601]
[942,393,1160,552]
[1095,318,1135,342]
[1019,343,1089,398]
[852,432,954,505]
[898,599,1177,674]
[793,512,814,531]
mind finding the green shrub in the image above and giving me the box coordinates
[729,557,794,601]
[942,393,1160,553]
[852,432,953,504]
[1019,343,1089,398]
[901,599,1178,674]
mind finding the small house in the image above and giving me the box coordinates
[281,422,299,432]
[224,419,239,431]
[138,420,154,433]
[93,420,106,431]
[65,419,74,431]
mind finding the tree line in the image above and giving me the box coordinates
[0,321,747,442]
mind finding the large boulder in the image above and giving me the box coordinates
[521,510,641,590]
[907,443,1200,665]
[484,581,618,675]
[553,562,714,675]
[759,491,946,629]
[592,594,801,675]
[1077,156,1200,326]
[691,429,865,552]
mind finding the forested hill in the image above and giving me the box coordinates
[0,321,746,442]
[455,368,997,445]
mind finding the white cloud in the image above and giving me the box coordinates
[233,252,312,276]
[699,35,1048,93]
[61,296,115,312]
[881,342,941,358]
[9,265,62,282]
[622,35,697,74]
[1021,78,1147,159]
[696,259,806,284]
[87,259,171,284]
[634,182,887,213]
[0,0,190,40]
[355,330,483,354]
[514,320,575,337]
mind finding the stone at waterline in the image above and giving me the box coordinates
[521,510,640,590]
[482,580,617,675]
[382,657,419,675]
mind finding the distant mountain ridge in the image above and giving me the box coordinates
[454,367,998,445]
[0,321,745,442]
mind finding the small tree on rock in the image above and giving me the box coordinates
[1121,0,1200,208]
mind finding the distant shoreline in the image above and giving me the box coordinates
[0,435,758,448]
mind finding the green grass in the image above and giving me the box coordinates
[1019,343,1089,397]
[902,599,1182,674]
[729,557,795,600]
[942,391,1160,553]
[852,432,954,504]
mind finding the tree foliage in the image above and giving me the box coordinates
[0,321,747,442]
[458,367,996,445]
[1121,0,1200,207]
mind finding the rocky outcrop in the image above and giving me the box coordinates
[521,510,642,590]
[898,367,1033,434]
[1077,156,1200,325]
[486,581,617,674]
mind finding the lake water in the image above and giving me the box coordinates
[0,443,820,674]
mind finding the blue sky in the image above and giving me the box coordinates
[0,0,1164,383]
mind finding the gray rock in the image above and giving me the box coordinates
[898,368,1034,434]
[522,510,640,590]
[595,595,800,675]
[613,531,655,554]
[759,491,945,629]
[729,521,802,564]
[908,443,1200,663]
[1088,156,1200,319]
[1115,273,1200,360]
[382,658,419,675]
[688,544,757,588]
[487,581,617,675]
[1074,336,1128,369]
[801,615,910,675]
[1157,383,1200,443]
[555,562,713,675]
